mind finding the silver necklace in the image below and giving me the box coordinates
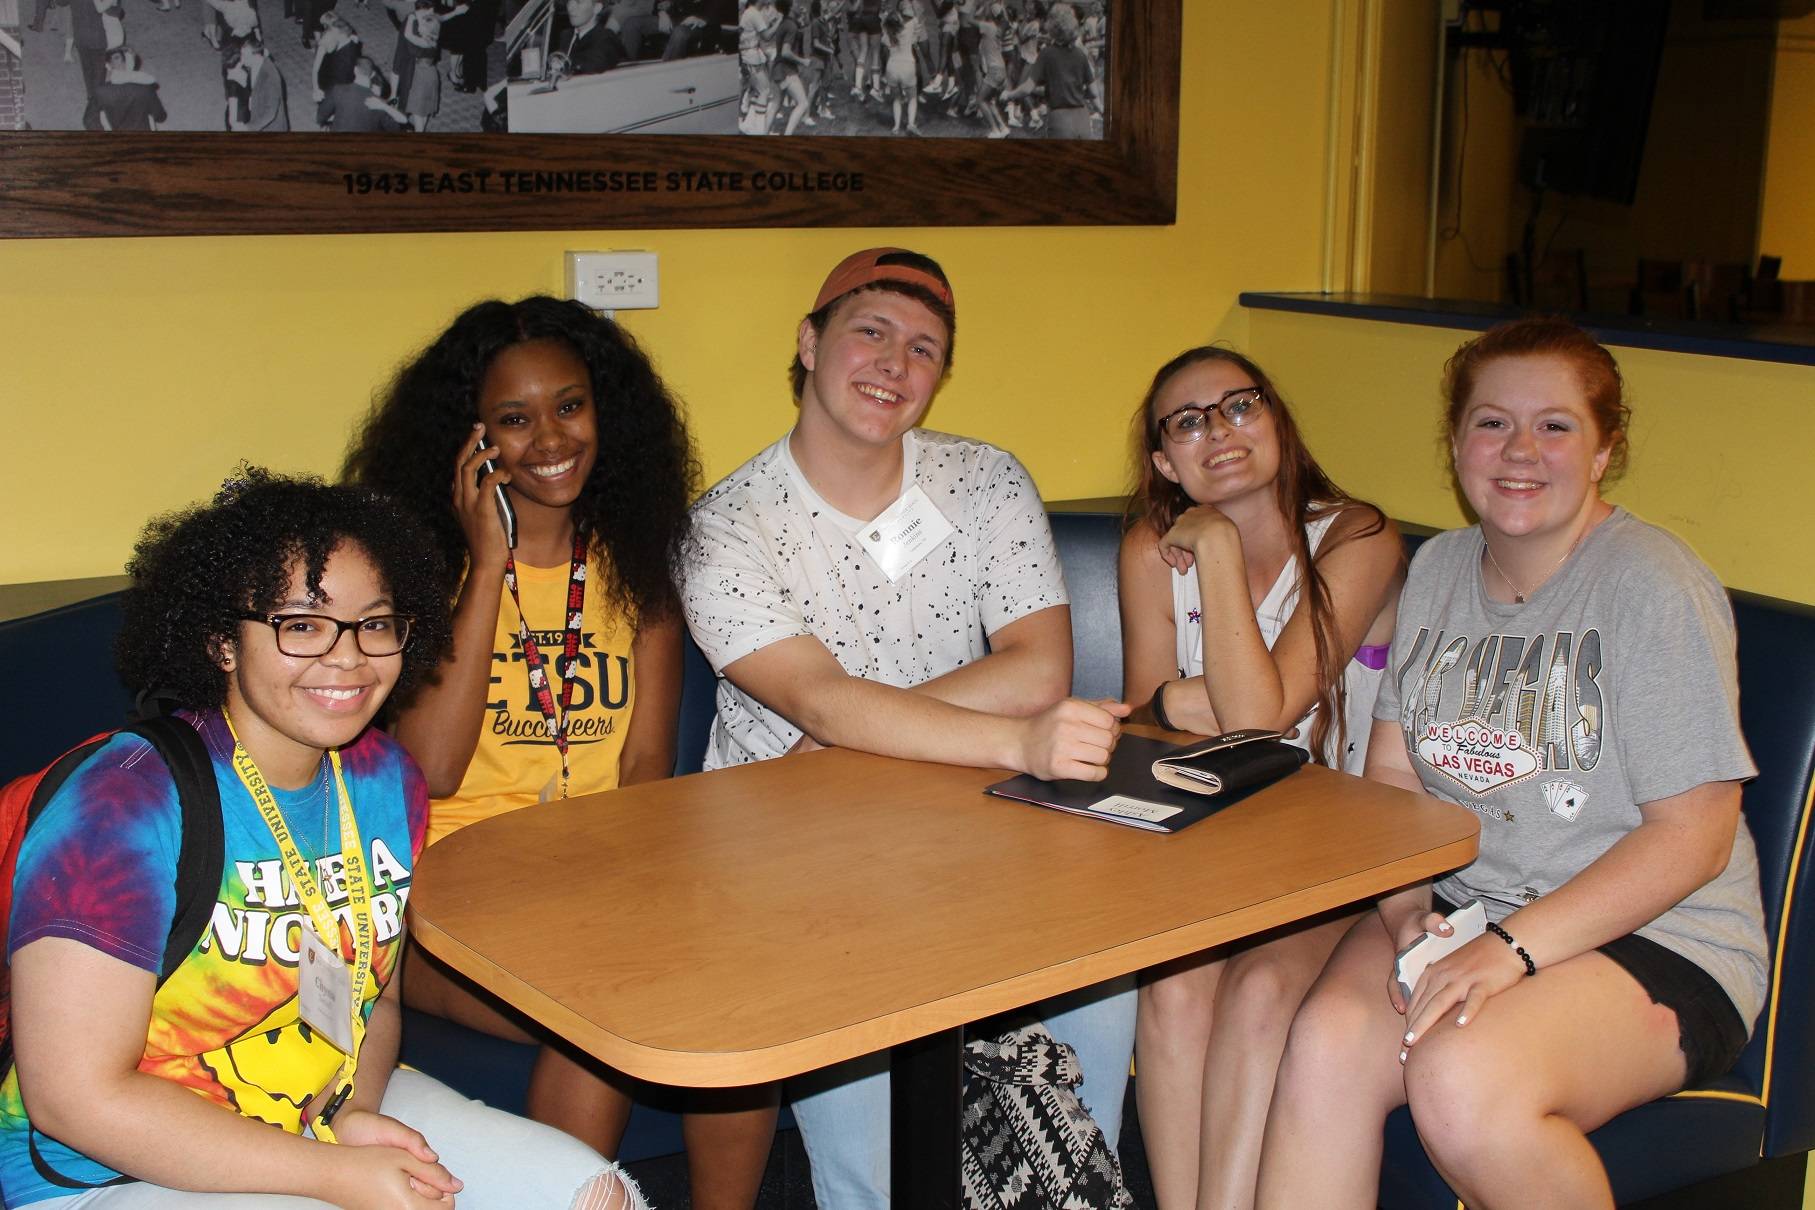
[1483,526,1586,605]
[285,756,334,859]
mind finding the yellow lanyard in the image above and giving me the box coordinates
[223,710,373,1145]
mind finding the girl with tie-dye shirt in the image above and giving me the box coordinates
[0,470,645,1209]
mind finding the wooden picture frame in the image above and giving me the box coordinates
[0,0,1177,238]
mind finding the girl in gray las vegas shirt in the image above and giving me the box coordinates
[1376,509,1765,1029]
[1259,318,1766,1210]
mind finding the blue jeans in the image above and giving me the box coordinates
[789,975,1137,1210]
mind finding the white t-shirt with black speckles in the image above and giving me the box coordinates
[682,427,1070,770]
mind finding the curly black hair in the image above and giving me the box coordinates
[342,297,700,623]
[116,467,454,712]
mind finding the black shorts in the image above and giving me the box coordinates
[1432,893,1748,1088]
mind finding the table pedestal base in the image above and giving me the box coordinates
[890,1026,963,1207]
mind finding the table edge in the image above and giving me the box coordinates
[408,827,1478,1086]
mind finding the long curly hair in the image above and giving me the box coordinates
[116,466,453,712]
[1125,346,1388,766]
[343,297,700,623]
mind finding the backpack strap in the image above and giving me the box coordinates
[122,716,225,983]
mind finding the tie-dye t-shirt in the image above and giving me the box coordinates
[0,710,425,1206]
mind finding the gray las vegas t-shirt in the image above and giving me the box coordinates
[1374,508,1767,1030]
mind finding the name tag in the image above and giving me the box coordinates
[299,928,355,1056]
[855,484,955,582]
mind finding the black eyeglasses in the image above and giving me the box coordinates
[239,612,414,658]
[1157,388,1269,443]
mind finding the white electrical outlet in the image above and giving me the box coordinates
[566,251,660,311]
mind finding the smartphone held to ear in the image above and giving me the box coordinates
[1393,898,1487,1004]
[474,435,518,549]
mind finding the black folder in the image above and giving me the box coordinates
[984,732,1309,833]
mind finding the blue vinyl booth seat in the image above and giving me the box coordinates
[3,503,1812,1201]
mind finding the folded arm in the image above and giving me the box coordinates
[903,603,1070,717]
[721,614,1122,781]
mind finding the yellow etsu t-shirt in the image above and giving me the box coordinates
[428,558,637,845]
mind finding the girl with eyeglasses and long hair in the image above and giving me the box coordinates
[1,468,646,1209]
[344,297,778,1209]
[1119,347,1404,1210]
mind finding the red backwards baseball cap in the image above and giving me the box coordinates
[811,247,955,314]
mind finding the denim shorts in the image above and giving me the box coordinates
[1433,893,1748,1088]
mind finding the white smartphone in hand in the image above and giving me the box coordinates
[473,434,517,550]
[1393,898,1487,1005]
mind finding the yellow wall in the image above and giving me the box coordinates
[1247,308,1815,605]
[1431,46,1517,303]
[1762,15,1815,276]
[0,0,1349,586]
[1361,0,1438,296]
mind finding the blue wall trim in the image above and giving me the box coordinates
[1240,292,1815,368]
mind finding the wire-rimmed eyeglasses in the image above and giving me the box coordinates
[1156,388,1269,443]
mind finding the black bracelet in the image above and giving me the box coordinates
[1150,679,1179,732]
[1485,921,1536,976]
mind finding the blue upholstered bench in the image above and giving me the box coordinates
[4,504,1812,1202]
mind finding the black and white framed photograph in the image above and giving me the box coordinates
[508,0,1110,139]
[0,0,1172,234]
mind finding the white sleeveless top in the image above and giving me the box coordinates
[1169,510,1384,773]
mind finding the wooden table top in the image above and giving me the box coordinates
[408,731,1479,1087]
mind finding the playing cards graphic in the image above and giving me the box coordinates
[1541,778,1589,822]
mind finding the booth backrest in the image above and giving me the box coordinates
[674,635,717,777]
[1051,509,1128,702]
[1730,589,1815,1156]
[0,591,134,785]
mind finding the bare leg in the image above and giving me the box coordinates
[683,1084,783,1210]
[1256,912,1412,1210]
[404,944,633,1155]
[782,74,809,133]
[754,71,778,132]
[1135,951,1226,1209]
[403,942,537,1042]
[1405,953,1684,1210]
[1196,912,1355,1210]
[526,1041,636,1156]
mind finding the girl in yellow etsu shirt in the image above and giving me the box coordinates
[345,297,782,1204]
[428,555,638,843]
